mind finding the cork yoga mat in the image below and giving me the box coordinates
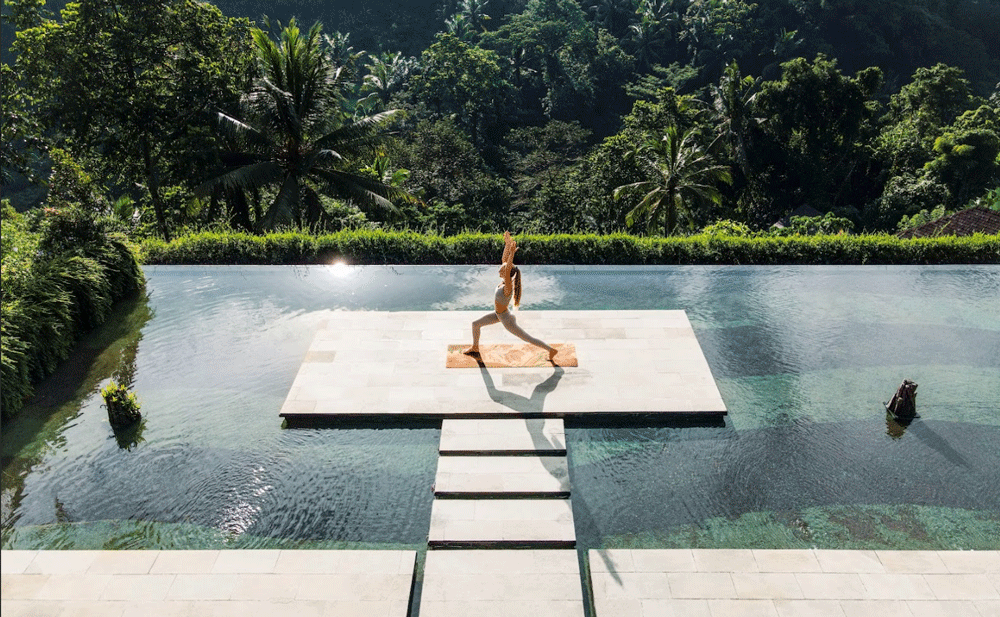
[446,343,577,368]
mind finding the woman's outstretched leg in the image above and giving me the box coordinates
[464,312,500,354]
[498,312,558,360]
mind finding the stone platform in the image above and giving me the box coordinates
[279,310,727,421]
[1,549,415,617]
[420,550,584,617]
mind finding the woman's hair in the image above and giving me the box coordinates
[511,266,521,307]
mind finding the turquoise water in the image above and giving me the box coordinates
[2,265,998,550]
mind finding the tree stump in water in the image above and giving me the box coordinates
[885,379,918,420]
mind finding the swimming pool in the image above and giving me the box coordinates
[2,265,998,550]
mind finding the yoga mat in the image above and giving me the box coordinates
[446,343,577,368]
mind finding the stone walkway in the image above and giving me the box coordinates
[590,549,1000,617]
[1,549,415,617]
[422,417,585,614]
[5,548,996,616]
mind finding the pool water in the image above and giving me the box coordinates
[2,265,998,550]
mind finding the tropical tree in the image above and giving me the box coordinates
[199,19,415,230]
[360,51,419,111]
[11,0,254,239]
[614,125,732,235]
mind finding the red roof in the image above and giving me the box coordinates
[897,207,1000,238]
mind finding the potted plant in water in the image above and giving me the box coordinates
[102,381,142,429]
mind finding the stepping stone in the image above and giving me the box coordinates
[434,455,570,497]
[440,419,566,455]
[428,499,576,548]
[420,549,584,617]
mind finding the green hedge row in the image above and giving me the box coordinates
[141,230,1000,265]
[2,207,145,419]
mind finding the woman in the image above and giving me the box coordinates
[464,232,558,361]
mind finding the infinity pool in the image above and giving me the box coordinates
[2,265,998,550]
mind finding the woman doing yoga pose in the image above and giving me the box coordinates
[463,232,558,361]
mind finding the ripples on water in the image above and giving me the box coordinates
[2,265,998,550]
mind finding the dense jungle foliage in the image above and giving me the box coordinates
[2,0,998,419]
[1,179,143,419]
[2,0,999,239]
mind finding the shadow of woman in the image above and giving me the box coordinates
[475,364,564,416]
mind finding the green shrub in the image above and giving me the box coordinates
[1,206,145,420]
[141,229,1000,266]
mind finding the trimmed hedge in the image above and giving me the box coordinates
[141,229,1000,265]
[1,207,145,419]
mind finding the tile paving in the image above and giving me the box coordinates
[1,549,415,617]
[589,549,1000,617]
[279,310,727,420]
[434,454,571,496]
[439,418,566,455]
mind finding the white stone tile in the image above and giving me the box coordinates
[876,552,949,574]
[0,599,65,617]
[420,549,583,617]
[151,550,219,574]
[859,574,936,600]
[1,573,50,599]
[1,551,38,574]
[939,551,1000,574]
[816,551,885,574]
[640,598,713,616]
[25,551,101,574]
[229,573,300,601]
[906,600,980,617]
[773,599,846,617]
[706,599,780,616]
[165,574,238,600]
[88,551,158,575]
[975,599,1000,617]
[795,573,868,600]
[753,550,823,573]
[35,574,111,601]
[53,600,128,616]
[120,601,196,617]
[923,574,999,600]
[211,550,280,574]
[694,550,758,573]
[99,574,174,601]
[666,573,736,599]
[592,596,643,617]
[731,573,804,599]
[838,599,914,617]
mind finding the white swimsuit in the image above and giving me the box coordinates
[471,283,548,350]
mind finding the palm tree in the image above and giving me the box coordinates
[200,19,414,230]
[710,62,761,179]
[614,125,732,235]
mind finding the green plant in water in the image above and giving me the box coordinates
[101,381,141,429]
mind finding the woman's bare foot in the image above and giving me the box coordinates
[463,346,480,355]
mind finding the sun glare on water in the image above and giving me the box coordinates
[330,260,351,278]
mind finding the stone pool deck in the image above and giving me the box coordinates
[3,548,997,616]
[279,310,727,421]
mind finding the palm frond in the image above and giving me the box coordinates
[311,168,418,215]
[313,109,404,153]
[195,161,284,197]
